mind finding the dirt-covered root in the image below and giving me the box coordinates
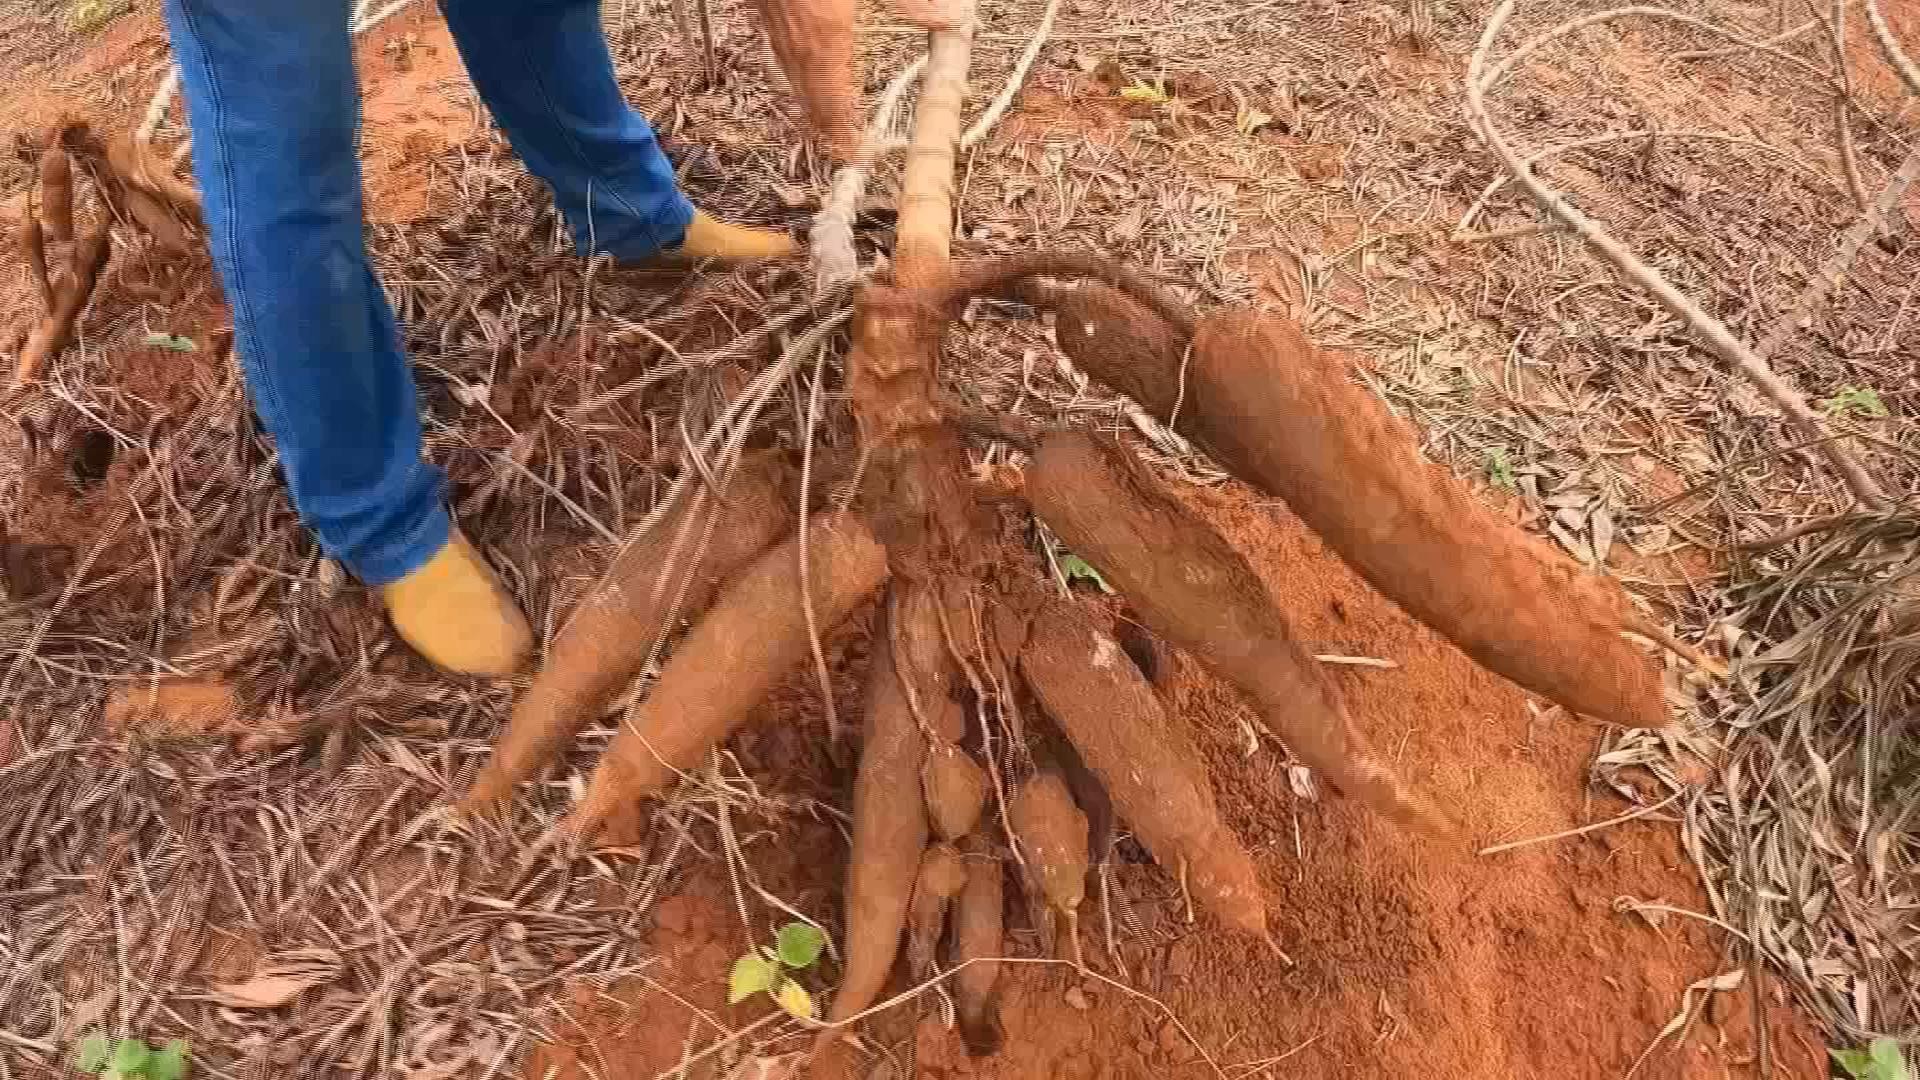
[459,453,792,815]
[952,835,1005,1057]
[1014,281,1184,418]
[906,841,966,980]
[16,223,110,385]
[38,146,73,243]
[821,583,956,1032]
[1036,289,1666,730]
[1028,430,1443,833]
[1018,602,1272,944]
[1009,769,1088,962]
[922,739,987,841]
[102,132,203,228]
[563,510,887,841]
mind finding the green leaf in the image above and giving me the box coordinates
[141,333,198,353]
[774,922,826,969]
[110,1038,150,1075]
[728,953,778,1005]
[772,979,815,1020]
[1869,1038,1910,1080]
[1119,79,1168,105]
[1484,446,1517,491]
[1059,554,1112,594]
[1832,1042,1909,1080]
[147,1040,190,1080]
[1835,1049,1876,1078]
[1823,386,1888,420]
[74,1032,112,1073]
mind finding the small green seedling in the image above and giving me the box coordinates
[1059,553,1113,594]
[73,1033,189,1080]
[141,333,197,353]
[67,0,130,32]
[728,922,826,1020]
[1823,386,1889,420]
[1483,446,1517,492]
[1119,78,1170,105]
[1832,1038,1910,1080]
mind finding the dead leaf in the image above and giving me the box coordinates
[211,948,342,1008]
[1287,764,1320,801]
[1590,506,1615,564]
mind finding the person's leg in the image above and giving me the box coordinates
[163,0,529,673]
[163,0,445,584]
[439,0,791,261]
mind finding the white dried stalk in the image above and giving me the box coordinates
[810,54,927,289]
[1465,0,1890,508]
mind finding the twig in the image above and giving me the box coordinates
[959,0,1061,150]
[1479,5,1837,94]
[1864,0,1920,97]
[1822,0,1870,212]
[1465,0,1890,508]
[136,68,180,146]
[1453,128,1828,235]
[1672,13,1819,59]
[1478,791,1684,855]
[1753,142,1920,361]
[696,0,718,84]
[858,0,1289,41]
[797,333,842,742]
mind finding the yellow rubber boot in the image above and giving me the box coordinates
[381,530,533,677]
[672,209,797,261]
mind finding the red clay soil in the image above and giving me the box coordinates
[522,481,1825,1080]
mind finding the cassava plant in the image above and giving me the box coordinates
[457,8,1682,1066]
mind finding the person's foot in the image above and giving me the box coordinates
[382,530,533,677]
[669,209,797,261]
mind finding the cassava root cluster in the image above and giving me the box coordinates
[455,249,1670,1067]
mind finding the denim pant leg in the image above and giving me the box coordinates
[439,0,694,261]
[163,0,449,586]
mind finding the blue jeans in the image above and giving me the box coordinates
[162,0,694,584]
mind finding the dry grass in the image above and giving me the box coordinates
[0,0,1916,1071]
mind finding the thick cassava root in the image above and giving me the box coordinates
[1029,282,1666,730]
[1027,430,1444,833]
[1019,602,1273,945]
[460,453,793,814]
[822,597,934,1027]
[564,510,887,841]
